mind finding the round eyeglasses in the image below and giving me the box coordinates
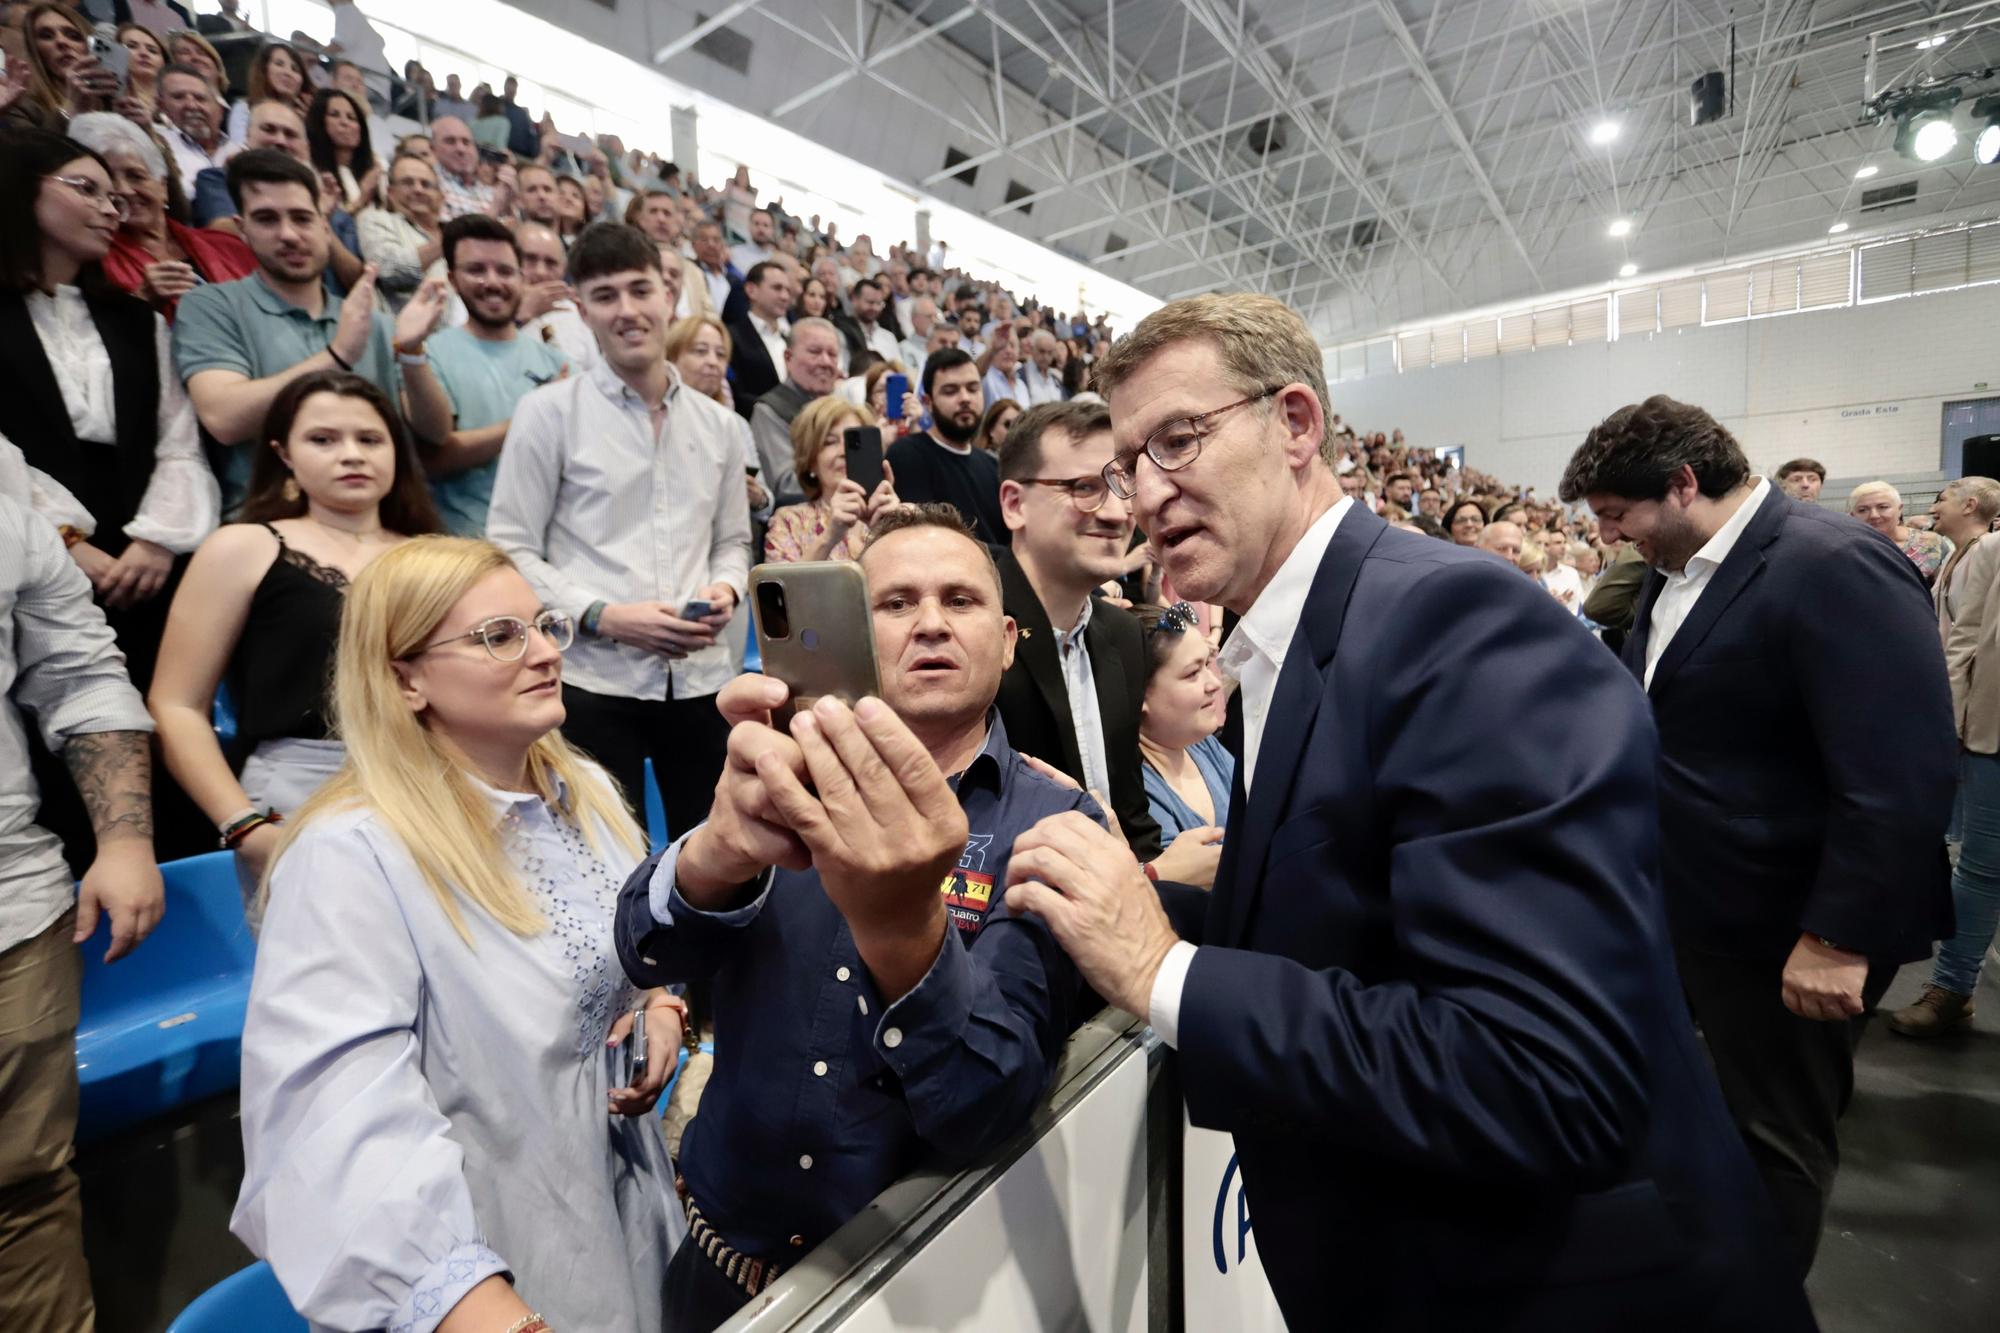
[45,173,130,221]
[1101,386,1283,500]
[407,611,575,662]
[1018,474,1114,513]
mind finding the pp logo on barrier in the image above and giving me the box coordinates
[1212,1151,1253,1274]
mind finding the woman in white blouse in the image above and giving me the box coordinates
[0,128,218,665]
[233,535,688,1332]
[357,152,447,314]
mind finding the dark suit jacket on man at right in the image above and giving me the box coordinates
[1623,492,1955,964]
[1176,506,1812,1329]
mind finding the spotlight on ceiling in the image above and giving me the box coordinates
[1916,31,1953,51]
[1915,116,1959,161]
[1829,221,1851,234]
[1588,120,1621,146]
[1619,262,1639,278]
[1854,163,1880,179]
[1606,217,1634,238]
[1976,97,2000,166]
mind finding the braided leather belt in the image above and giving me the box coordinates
[678,1178,784,1298]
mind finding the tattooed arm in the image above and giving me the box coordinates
[64,730,155,843]
[2,496,165,961]
[63,730,166,962]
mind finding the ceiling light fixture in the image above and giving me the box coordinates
[1829,221,1850,234]
[1916,31,1952,51]
[1976,97,2000,166]
[1607,217,1634,238]
[1588,120,1621,146]
[1619,262,1639,278]
[1854,163,1879,179]
[1914,116,1960,161]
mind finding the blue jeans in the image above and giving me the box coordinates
[1935,751,2000,995]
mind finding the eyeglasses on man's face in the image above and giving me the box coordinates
[46,174,130,220]
[1017,474,1115,513]
[1101,386,1285,500]
[408,611,575,662]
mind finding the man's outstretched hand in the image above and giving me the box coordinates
[1005,811,1180,1018]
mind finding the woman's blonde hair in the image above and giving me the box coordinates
[22,4,91,116]
[1849,480,1901,512]
[265,537,644,941]
[790,396,877,501]
[664,313,731,376]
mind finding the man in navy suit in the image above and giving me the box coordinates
[1002,294,1810,1328]
[726,262,792,419]
[1561,397,1955,1271]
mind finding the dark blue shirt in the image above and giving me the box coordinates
[614,713,1098,1260]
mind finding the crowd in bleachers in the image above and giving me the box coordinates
[6,6,2000,1333]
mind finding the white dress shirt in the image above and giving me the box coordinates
[1643,478,1771,690]
[486,361,753,702]
[859,320,901,366]
[700,263,733,318]
[0,496,155,957]
[9,287,218,552]
[1149,497,1351,1048]
[521,303,598,371]
[750,311,789,375]
[1055,597,1111,804]
[161,119,232,202]
[1020,361,1067,406]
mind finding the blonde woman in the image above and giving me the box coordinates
[1851,479,1948,586]
[232,536,686,1333]
[664,313,769,521]
[763,397,900,562]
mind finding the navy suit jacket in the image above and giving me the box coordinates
[1623,491,1955,963]
[1179,507,1810,1328]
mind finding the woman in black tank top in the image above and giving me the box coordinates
[148,372,440,926]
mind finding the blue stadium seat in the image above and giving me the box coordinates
[642,757,668,851]
[210,681,237,747]
[75,852,255,1143]
[165,1261,305,1332]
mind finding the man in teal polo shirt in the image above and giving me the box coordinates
[172,150,454,512]
[422,216,569,536]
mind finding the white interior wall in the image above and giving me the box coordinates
[1328,285,2000,494]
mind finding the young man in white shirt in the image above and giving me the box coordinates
[486,225,751,836]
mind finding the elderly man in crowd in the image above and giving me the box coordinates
[747,318,845,503]
[1893,474,2000,1037]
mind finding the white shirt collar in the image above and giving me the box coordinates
[751,312,787,337]
[1667,477,1770,580]
[1059,594,1094,648]
[1221,497,1353,676]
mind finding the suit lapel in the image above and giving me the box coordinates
[1085,607,1133,756]
[1214,507,1384,947]
[1622,568,1665,681]
[998,550,1083,774]
[1645,492,1787,695]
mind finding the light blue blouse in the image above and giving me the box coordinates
[232,772,685,1333]
[1142,734,1236,840]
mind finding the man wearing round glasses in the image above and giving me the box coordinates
[1001,294,1812,1327]
[992,401,1162,864]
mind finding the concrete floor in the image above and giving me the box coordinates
[1805,959,2000,1333]
[75,961,2000,1332]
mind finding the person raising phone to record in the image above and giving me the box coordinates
[615,504,1102,1331]
[763,397,901,563]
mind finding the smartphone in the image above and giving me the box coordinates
[680,599,715,620]
[843,426,885,494]
[623,1008,648,1086]
[87,33,127,87]
[750,561,881,727]
[883,373,908,422]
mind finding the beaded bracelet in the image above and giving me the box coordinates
[501,1314,549,1333]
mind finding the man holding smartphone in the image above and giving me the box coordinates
[616,505,1101,1331]
[488,224,752,838]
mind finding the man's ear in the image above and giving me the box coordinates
[999,613,1018,671]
